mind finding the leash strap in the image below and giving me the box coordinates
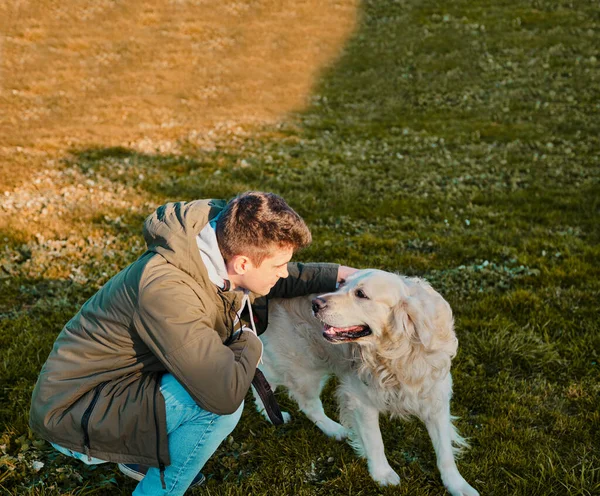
[252,369,284,426]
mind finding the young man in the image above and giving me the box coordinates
[30,192,355,495]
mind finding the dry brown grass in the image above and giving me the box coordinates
[0,0,358,237]
[1,0,357,147]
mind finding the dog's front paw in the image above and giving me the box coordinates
[370,466,401,486]
[329,425,349,441]
[282,411,292,424]
[319,421,348,441]
[444,475,479,496]
[314,418,348,441]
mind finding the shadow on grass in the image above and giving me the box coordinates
[0,275,95,403]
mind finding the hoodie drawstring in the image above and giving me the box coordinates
[239,291,263,363]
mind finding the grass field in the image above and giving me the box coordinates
[1,0,599,494]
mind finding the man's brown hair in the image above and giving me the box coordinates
[216,191,312,265]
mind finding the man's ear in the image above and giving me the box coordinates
[394,297,433,349]
[230,255,252,275]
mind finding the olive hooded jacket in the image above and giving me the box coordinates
[29,199,338,470]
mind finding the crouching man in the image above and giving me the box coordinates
[30,191,356,495]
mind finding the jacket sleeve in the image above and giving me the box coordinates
[135,273,262,415]
[267,262,339,299]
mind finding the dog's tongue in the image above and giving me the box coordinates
[324,324,365,333]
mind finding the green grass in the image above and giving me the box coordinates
[1,0,599,494]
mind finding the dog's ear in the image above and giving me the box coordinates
[408,296,435,348]
[393,297,431,348]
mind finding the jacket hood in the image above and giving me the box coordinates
[196,213,230,290]
[143,199,227,285]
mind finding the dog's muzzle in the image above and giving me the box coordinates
[322,323,372,343]
[312,297,327,315]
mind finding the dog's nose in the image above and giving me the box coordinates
[312,297,326,314]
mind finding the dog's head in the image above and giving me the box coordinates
[312,269,457,355]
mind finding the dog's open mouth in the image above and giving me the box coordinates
[322,323,372,342]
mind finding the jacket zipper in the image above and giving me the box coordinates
[81,381,109,461]
[154,373,167,489]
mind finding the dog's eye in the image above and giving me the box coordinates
[354,289,368,299]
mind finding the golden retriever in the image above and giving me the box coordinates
[253,269,479,496]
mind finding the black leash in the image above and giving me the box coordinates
[252,368,285,426]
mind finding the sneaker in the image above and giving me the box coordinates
[118,463,206,488]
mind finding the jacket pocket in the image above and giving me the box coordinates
[81,381,109,460]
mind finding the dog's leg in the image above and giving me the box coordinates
[422,405,479,496]
[251,367,291,424]
[288,373,348,440]
[338,380,400,486]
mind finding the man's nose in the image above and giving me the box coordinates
[312,297,327,314]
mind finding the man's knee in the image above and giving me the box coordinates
[216,400,244,433]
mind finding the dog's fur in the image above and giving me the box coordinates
[253,269,478,496]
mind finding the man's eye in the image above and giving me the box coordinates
[355,289,368,299]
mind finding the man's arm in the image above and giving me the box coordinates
[267,262,358,299]
[135,274,262,415]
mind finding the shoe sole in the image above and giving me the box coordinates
[191,473,206,488]
[117,463,145,482]
[118,463,205,488]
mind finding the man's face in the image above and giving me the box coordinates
[237,246,293,295]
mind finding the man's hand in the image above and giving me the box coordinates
[337,265,359,285]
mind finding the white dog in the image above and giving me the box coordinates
[253,269,479,496]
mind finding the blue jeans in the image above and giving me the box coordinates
[52,373,244,495]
